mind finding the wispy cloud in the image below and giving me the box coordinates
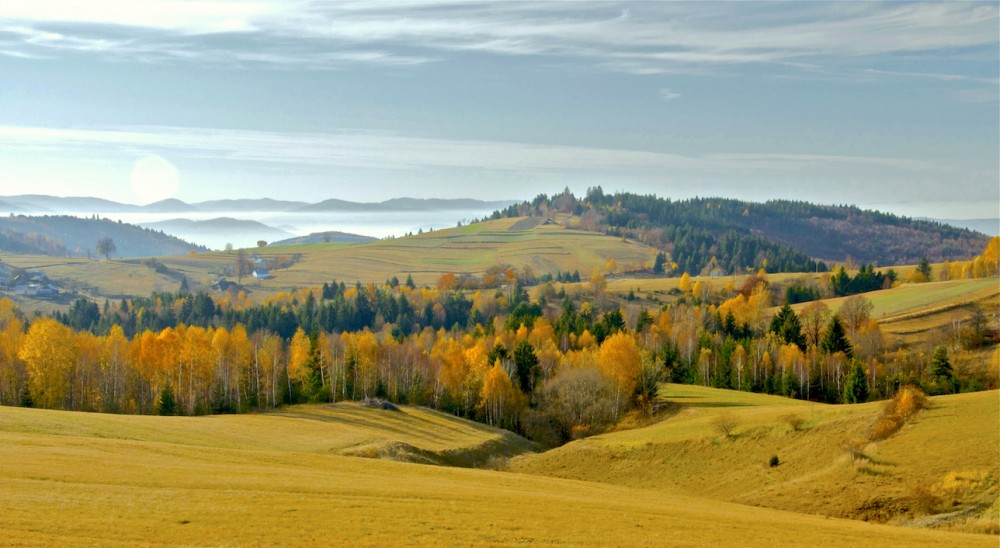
[1,124,993,213]
[659,88,681,101]
[0,124,945,175]
[0,1,995,75]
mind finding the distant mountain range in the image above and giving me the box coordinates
[0,195,517,214]
[139,218,298,247]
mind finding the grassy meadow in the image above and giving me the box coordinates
[1,217,658,306]
[512,384,1000,535]
[2,397,996,546]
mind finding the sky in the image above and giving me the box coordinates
[0,1,997,219]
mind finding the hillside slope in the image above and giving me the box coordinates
[0,401,534,467]
[1,402,992,546]
[0,215,206,257]
[0,217,656,306]
[146,216,656,295]
[511,384,999,534]
[499,190,988,270]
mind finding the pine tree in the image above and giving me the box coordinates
[931,345,952,378]
[842,360,868,403]
[157,383,177,416]
[820,315,852,357]
[653,251,667,274]
[769,304,806,350]
[931,345,956,394]
[916,257,933,281]
[512,341,539,394]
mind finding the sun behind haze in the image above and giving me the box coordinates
[129,155,179,205]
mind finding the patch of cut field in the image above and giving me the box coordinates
[1,402,992,546]
[792,278,999,322]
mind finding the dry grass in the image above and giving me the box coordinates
[1,400,994,546]
[511,384,999,536]
[791,278,999,322]
[3,218,658,309]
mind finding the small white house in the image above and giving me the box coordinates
[252,270,271,279]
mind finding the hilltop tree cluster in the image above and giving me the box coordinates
[491,188,988,272]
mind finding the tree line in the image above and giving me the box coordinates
[2,240,996,445]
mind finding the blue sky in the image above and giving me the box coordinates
[0,1,997,218]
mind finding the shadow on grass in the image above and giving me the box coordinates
[676,401,754,409]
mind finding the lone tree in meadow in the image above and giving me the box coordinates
[95,236,116,260]
[235,249,253,284]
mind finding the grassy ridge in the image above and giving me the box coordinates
[511,385,999,534]
[787,278,999,321]
[0,402,534,467]
[1,401,994,546]
[2,218,657,306]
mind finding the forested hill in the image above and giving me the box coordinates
[492,188,989,274]
[0,215,208,258]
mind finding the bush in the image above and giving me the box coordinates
[780,413,806,432]
[868,385,927,441]
[769,455,780,468]
[713,412,738,438]
[894,385,927,419]
[869,414,904,441]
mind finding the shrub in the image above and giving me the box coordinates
[867,385,927,442]
[780,413,806,432]
[713,412,738,438]
[907,485,940,515]
[769,455,780,468]
[894,385,927,419]
[870,414,904,441]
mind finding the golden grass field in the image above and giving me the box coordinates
[2,395,996,546]
[1,217,657,305]
[512,384,1000,536]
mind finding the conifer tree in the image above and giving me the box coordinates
[157,383,177,416]
[820,315,852,357]
[842,360,868,403]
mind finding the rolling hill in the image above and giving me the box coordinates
[195,216,656,293]
[0,215,207,258]
[499,190,990,270]
[140,217,297,249]
[511,384,999,535]
[269,230,378,246]
[1,400,993,546]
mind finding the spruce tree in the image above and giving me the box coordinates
[931,345,953,377]
[842,360,868,403]
[157,383,177,416]
[916,257,933,281]
[820,315,853,357]
[653,252,666,274]
[770,304,806,350]
[931,345,956,393]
